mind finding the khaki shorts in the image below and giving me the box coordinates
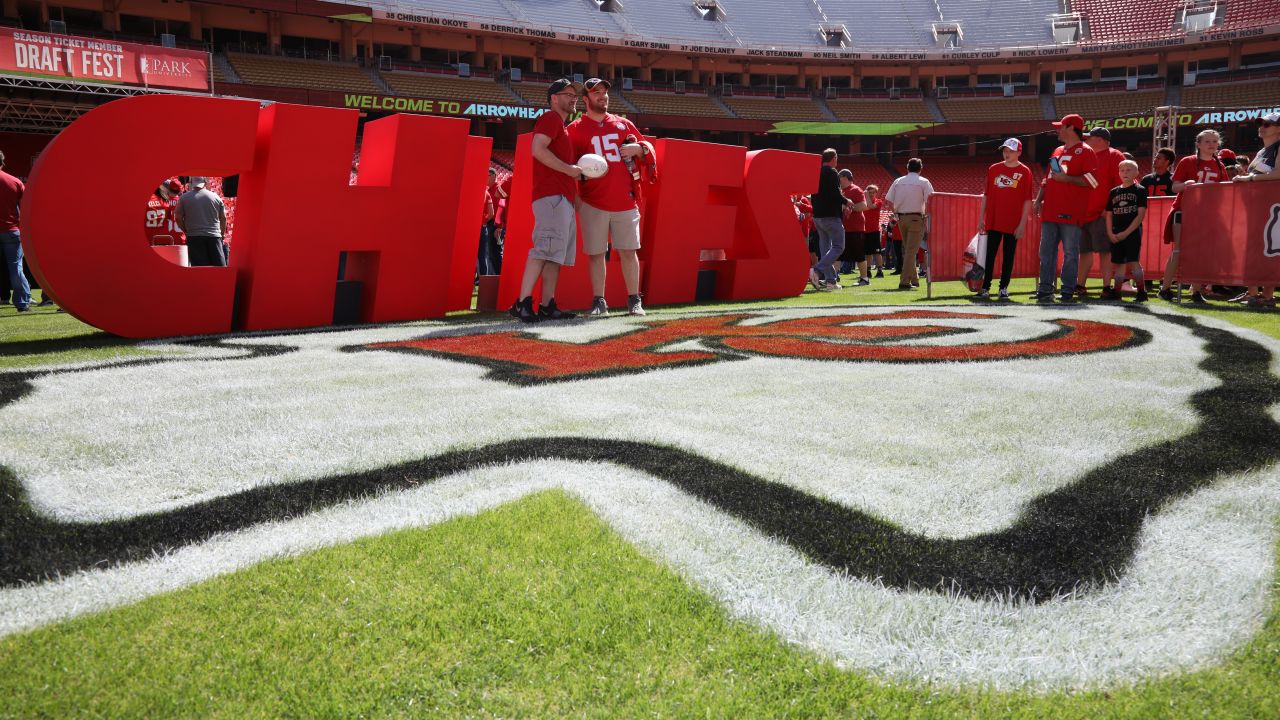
[579,201,641,255]
[531,194,577,266]
[1079,216,1111,253]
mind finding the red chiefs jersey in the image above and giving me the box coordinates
[984,162,1034,235]
[567,112,644,212]
[144,193,185,245]
[795,195,813,239]
[1170,155,1228,212]
[840,184,866,233]
[1084,147,1125,222]
[1041,141,1098,226]
[861,197,882,237]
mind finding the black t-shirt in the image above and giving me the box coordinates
[810,165,847,218]
[1106,184,1147,235]
[1140,171,1174,197]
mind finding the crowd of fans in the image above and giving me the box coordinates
[796,110,1280,306]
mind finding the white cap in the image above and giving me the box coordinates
[1259,111,1280,124]
[999,138,1022,153]
[189,176,209,188]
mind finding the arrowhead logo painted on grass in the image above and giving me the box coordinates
[0,305,1278,689]
[364,310,1142,384]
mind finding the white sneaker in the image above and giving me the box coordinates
[998,288,1010,300]
[627,293,646,316]
[975,289,989,299]
[588,296,609,317]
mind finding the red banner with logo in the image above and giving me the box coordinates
[0,27,209,91]
[1179,182,1280,286]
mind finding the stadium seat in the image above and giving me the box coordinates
[723,96,827,122]
[826,99,935,123]
[1055,90,1168,122]
[1073,0,1180,42]
[1183,78,1280,110]
[617,90,732,118]
[226,53,382,94]
[938,98,1044,123]
[382,72,522,105]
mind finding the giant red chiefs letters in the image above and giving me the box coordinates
[22,95,816,339]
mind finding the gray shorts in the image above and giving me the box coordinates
[531,194,577,266]
[579,201,641,255]
[1079,216,1111,253]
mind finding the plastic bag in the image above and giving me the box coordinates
[962,233,988,292]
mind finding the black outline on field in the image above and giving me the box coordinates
[0,308,1273,603]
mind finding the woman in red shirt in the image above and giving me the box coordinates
[861,185,885,279]
[1159,129,1227,304]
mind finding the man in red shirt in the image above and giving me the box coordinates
[976,138,1034,299]
[1078,127,1126,297]
[144,178,186,247]
[567,77,655,316]
[0,150,29,311]
[509,78,585,323]
[836,169,868,285]
[1033,114,1098,303]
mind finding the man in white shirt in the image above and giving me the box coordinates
[883,158,934,290]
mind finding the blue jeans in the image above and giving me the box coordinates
[812,217,845,283]
[1038,221,1081,296]
[0,231,29,309]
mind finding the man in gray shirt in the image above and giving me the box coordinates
[174,177,228,267]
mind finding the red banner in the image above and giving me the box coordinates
[1180,182,1280,287]
[0,27,209,91]
[927,193,1175,282]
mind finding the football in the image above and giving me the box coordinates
[577,153,609,179]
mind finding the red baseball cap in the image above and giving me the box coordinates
[164,178,183,193]
[1052,114,1085,130]
[1218,148,1237,162]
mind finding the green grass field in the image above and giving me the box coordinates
[2,277,1278,718]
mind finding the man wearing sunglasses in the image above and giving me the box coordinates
[510,78,586,322]
[567,77,654,317]
[1237,112,1280,183]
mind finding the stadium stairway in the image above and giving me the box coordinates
[613,92,640,114]
[213,54,241,85]
[366,66,393,94]
[922,95,947,123]
[1040,93,1057,121]
[813,95,839,121]
[711,93,738,118]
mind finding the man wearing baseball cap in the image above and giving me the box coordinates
[174,176,228,267]
[508,77,585,322]
[1081,126,1127,299]
[975,138,1033,299]
[1236,111,1280,183]
[567,77,655,317]
[1032,114,1098,303]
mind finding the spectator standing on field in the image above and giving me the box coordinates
[509,78,585,322]
[1230,111,1280,307]
[883,157,934,290]
[808,148,850,291]
[0,150,28,312]
[1032,114,1098,303]
[976,138,1033,300]
[1104,159,1148,302]
[1078,127,1126,298]
[1159,129,1227,304]
[174,176,228,267]
[837,168,869,285]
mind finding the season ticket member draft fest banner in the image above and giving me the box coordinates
[0,27,210,91]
